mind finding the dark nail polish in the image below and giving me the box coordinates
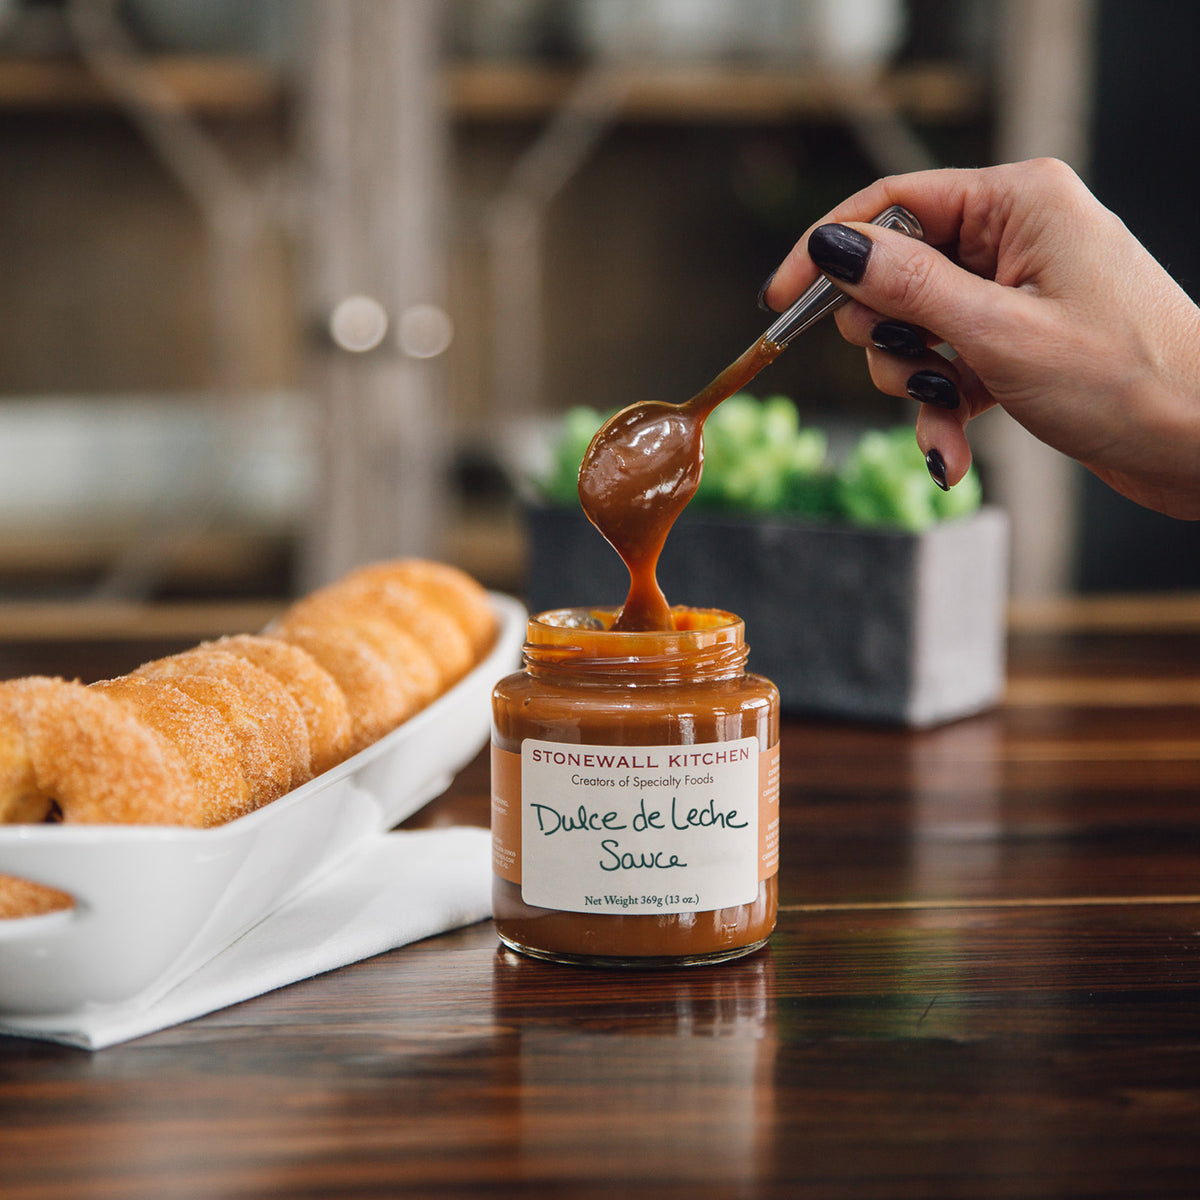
[871,320,927,358]
[906,370,960,410]
[925,448,950,491]
[807,223,872,284]
[756,269,777,312]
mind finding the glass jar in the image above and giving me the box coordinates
[491,606,779,967]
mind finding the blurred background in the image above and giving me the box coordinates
[0,0,1196,658]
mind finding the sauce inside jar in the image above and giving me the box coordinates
[491,607,779,966]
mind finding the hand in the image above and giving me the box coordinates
[760,158,1200,519]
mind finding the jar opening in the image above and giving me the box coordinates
[523,606,749,682]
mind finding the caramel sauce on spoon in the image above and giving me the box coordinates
[577,334,784,631]
[577,208,921,632]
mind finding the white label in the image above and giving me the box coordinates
[520,737,759,915]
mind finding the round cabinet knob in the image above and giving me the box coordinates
[397,303,454,360]
[329,295,389,353]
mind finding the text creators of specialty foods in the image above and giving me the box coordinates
[569,771,715,789]
[517,736,762,916]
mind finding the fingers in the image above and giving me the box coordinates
[755,159,1117,492]
[870,336,996,486]
[761,214,1036,411]
[831,297,990,489]
[836,300,972,416]
[862,345,973,489]
[759,158,1090,313]
[916,403,973,489]
[780,220,1032,471]
[813,222,1030,360]
[759,166,983,312]
[832,299,935,362]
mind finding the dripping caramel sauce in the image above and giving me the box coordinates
[577,335,784,631]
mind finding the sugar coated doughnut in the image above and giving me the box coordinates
[347,559,497,656]
[0,704,41,824]
[144,672,294,811]
[270,620,418,755]
[284,578,471,691]
[0,677,198,826]
[136,647,313,801]
[203,635,352,776]
[0,875,72,919]
[274,594,441,708]
[91,676,250,825]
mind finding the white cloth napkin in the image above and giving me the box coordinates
[0,826,493,1050]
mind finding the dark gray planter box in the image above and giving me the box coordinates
[525,505,1009,727]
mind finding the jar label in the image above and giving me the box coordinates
[492,737,779,916]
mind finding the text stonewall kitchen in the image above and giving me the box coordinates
[528,746,753,769]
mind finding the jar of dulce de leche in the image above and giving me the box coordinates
[491,606,780,967]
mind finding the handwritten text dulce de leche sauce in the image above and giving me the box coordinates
[491,335,783,966]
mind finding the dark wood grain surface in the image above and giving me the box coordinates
[4,612,1200,1198]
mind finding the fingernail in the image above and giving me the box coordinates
[925,448,950,491]
[871,320,927,358]
[906,370,960,410]
[808,223,872,284]
[756,269,777,312]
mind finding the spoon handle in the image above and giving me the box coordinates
[762,205,923,348]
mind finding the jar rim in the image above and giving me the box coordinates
[523,607,748,680]
[530,606,742,641]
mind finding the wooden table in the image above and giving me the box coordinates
[4,606,1200,1198]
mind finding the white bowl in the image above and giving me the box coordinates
[0,593,525,1016]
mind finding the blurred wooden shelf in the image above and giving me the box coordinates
[0,524,290,584]
[0,55,981,124]
[0,54,280,114]
[1008,592,1200,634]
[446,59,984,123]
[0,597,284,682]
[0,599,282,642]
[445,507,526,596]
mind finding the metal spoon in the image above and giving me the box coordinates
[578,204,923,631]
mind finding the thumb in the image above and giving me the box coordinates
[809,221,1027,359]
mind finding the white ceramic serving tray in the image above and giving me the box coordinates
[0,593,526,1017]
